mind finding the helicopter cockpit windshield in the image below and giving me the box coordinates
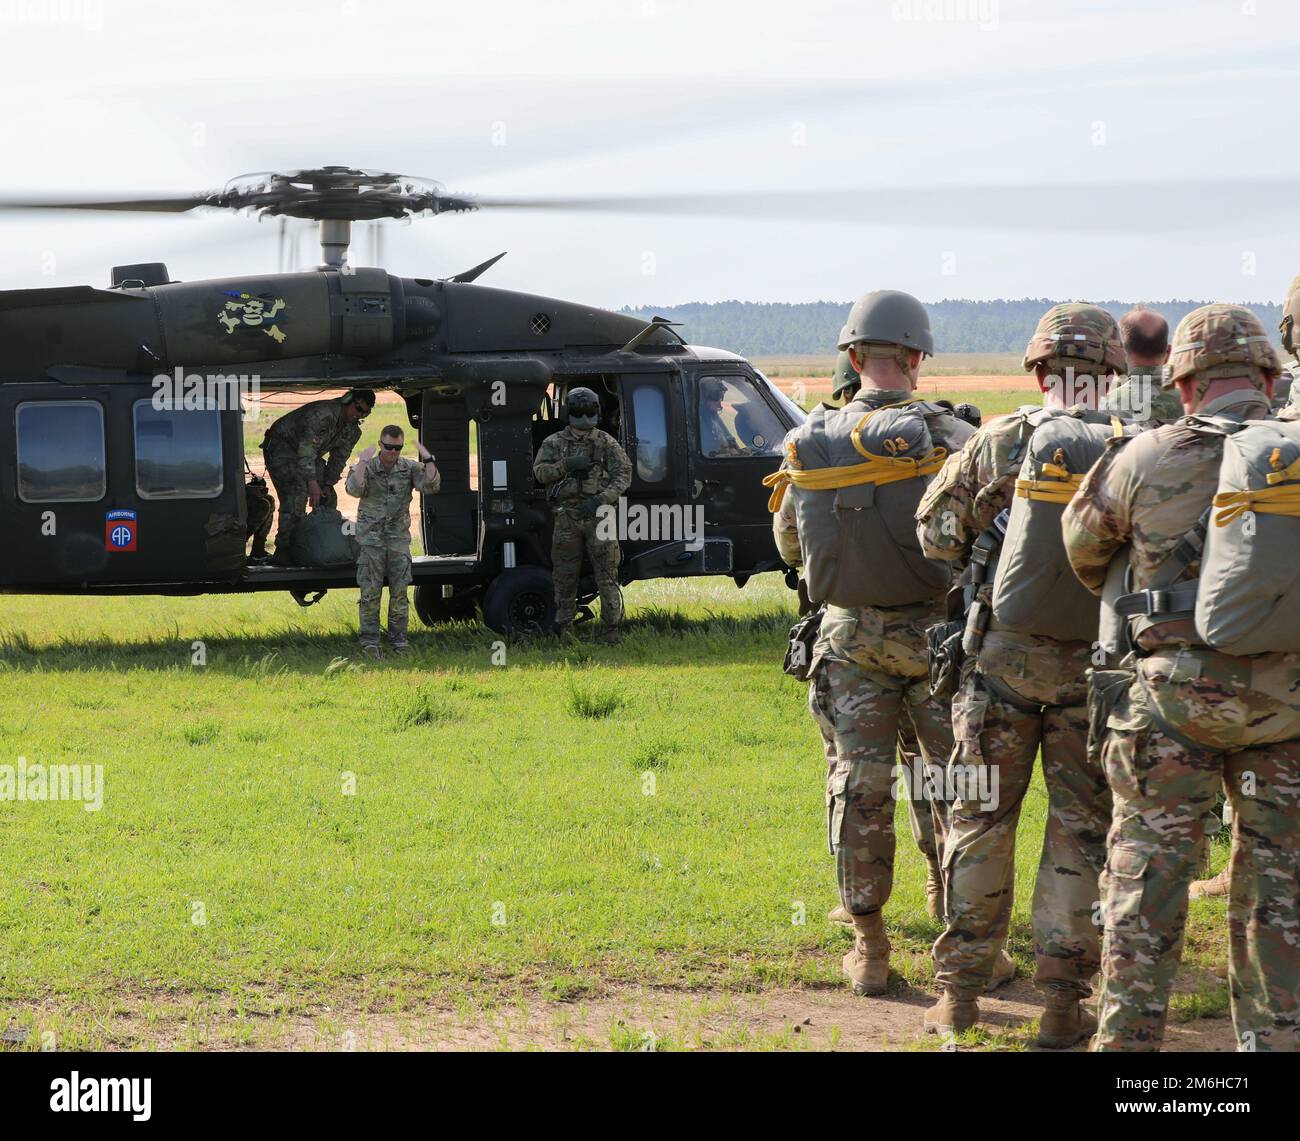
[753,370,807,431]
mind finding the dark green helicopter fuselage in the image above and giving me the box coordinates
[0,266,802,626]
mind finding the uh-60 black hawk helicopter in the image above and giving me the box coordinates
[0,166,807,633]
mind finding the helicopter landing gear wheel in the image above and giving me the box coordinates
[481,567,556,636]
[414,584,479,626]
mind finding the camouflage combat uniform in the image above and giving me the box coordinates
[262,397,363,556]
[916,409,1109,1001]
[1064,303,1299,1052]
[1064,386,1300,1053]
[1277,361,1300,420]
[774,388,974,920]
[345,454,440,646]
[913,306,1131,1022]
[245,483,274,557]
[1103,372,1185,426]
[533,426,633,632]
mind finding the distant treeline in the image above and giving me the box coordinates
[620,299,1286,356]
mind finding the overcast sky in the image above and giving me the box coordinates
[3,0,1298,310]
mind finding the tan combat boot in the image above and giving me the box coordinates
[597,625,622,646]
[1190,866,1231,899]
[843,911,891,996]
[984,948,1016,994]
[924,991,979,1035]
[1037,991,1097,1049]
[925,859,945,920]
[827,904,853,928]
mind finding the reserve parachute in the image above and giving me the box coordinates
[764,399,952,607]
[1194,418,1300,654]
[992,409,1134,642]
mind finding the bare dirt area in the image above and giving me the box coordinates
[771,374,1034,404]
[41,978,1235,1053]
[275,981,1235,1053]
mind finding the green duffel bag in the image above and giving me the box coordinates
[288,505,361,567]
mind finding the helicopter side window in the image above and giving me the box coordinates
[15,401,106,503]
[629,384,668,483]
[696,376,785,459]
[133,400,224,499]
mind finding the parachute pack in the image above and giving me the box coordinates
[1111,416,1300,656]
[992,409,1135,643]
[764,399,953,608]
[287,505,361,567]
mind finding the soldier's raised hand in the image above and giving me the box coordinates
[358,445,377,464]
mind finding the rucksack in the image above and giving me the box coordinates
[991,409,1134,643]
[289,505,361,567]
[765,398,955,608]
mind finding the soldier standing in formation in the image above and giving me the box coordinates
[821,350,948,928]
[1103,307,1180,426]
[1064,304,1300,1053]
[915,304,1126,1045]
[345,423,440,658]
[262,389,375,564]
[770,290,994,998]
[533,387,633,645]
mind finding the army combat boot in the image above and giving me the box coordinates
[828,904,853,928]
[924,990,979,1035]
[1189,866,1231,899]
[843,911,891,996]
[985,949,1016,993]
[1036,990,1097,1049]
[596,625,622,646]
[925,859,945,920]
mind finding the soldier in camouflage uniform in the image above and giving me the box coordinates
[1102,306,1182,426]
[1064,304,1300,1053]
[773,290,979,998]
[263,389,375,563]
[245,474,275,560]
[344,424,440,657]
[1274,275,1300,419]
[533,387,633,644]
[915,303,1128,1044]
[819,351,947,929]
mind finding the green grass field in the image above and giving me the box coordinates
[0,381,1231,1052]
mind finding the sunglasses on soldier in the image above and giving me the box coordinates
[379,440,403,452]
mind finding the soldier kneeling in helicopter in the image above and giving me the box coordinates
[261,388,376,565]
[533,387,633,644]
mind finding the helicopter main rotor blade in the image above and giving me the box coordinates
[0,194,216,214]
[467,179,1299,234]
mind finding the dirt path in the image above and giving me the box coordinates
[27,977,1233,1052]
[269,981,1235,1052]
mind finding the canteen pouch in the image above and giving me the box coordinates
[927,619,966,700]
[784,605,825,681]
